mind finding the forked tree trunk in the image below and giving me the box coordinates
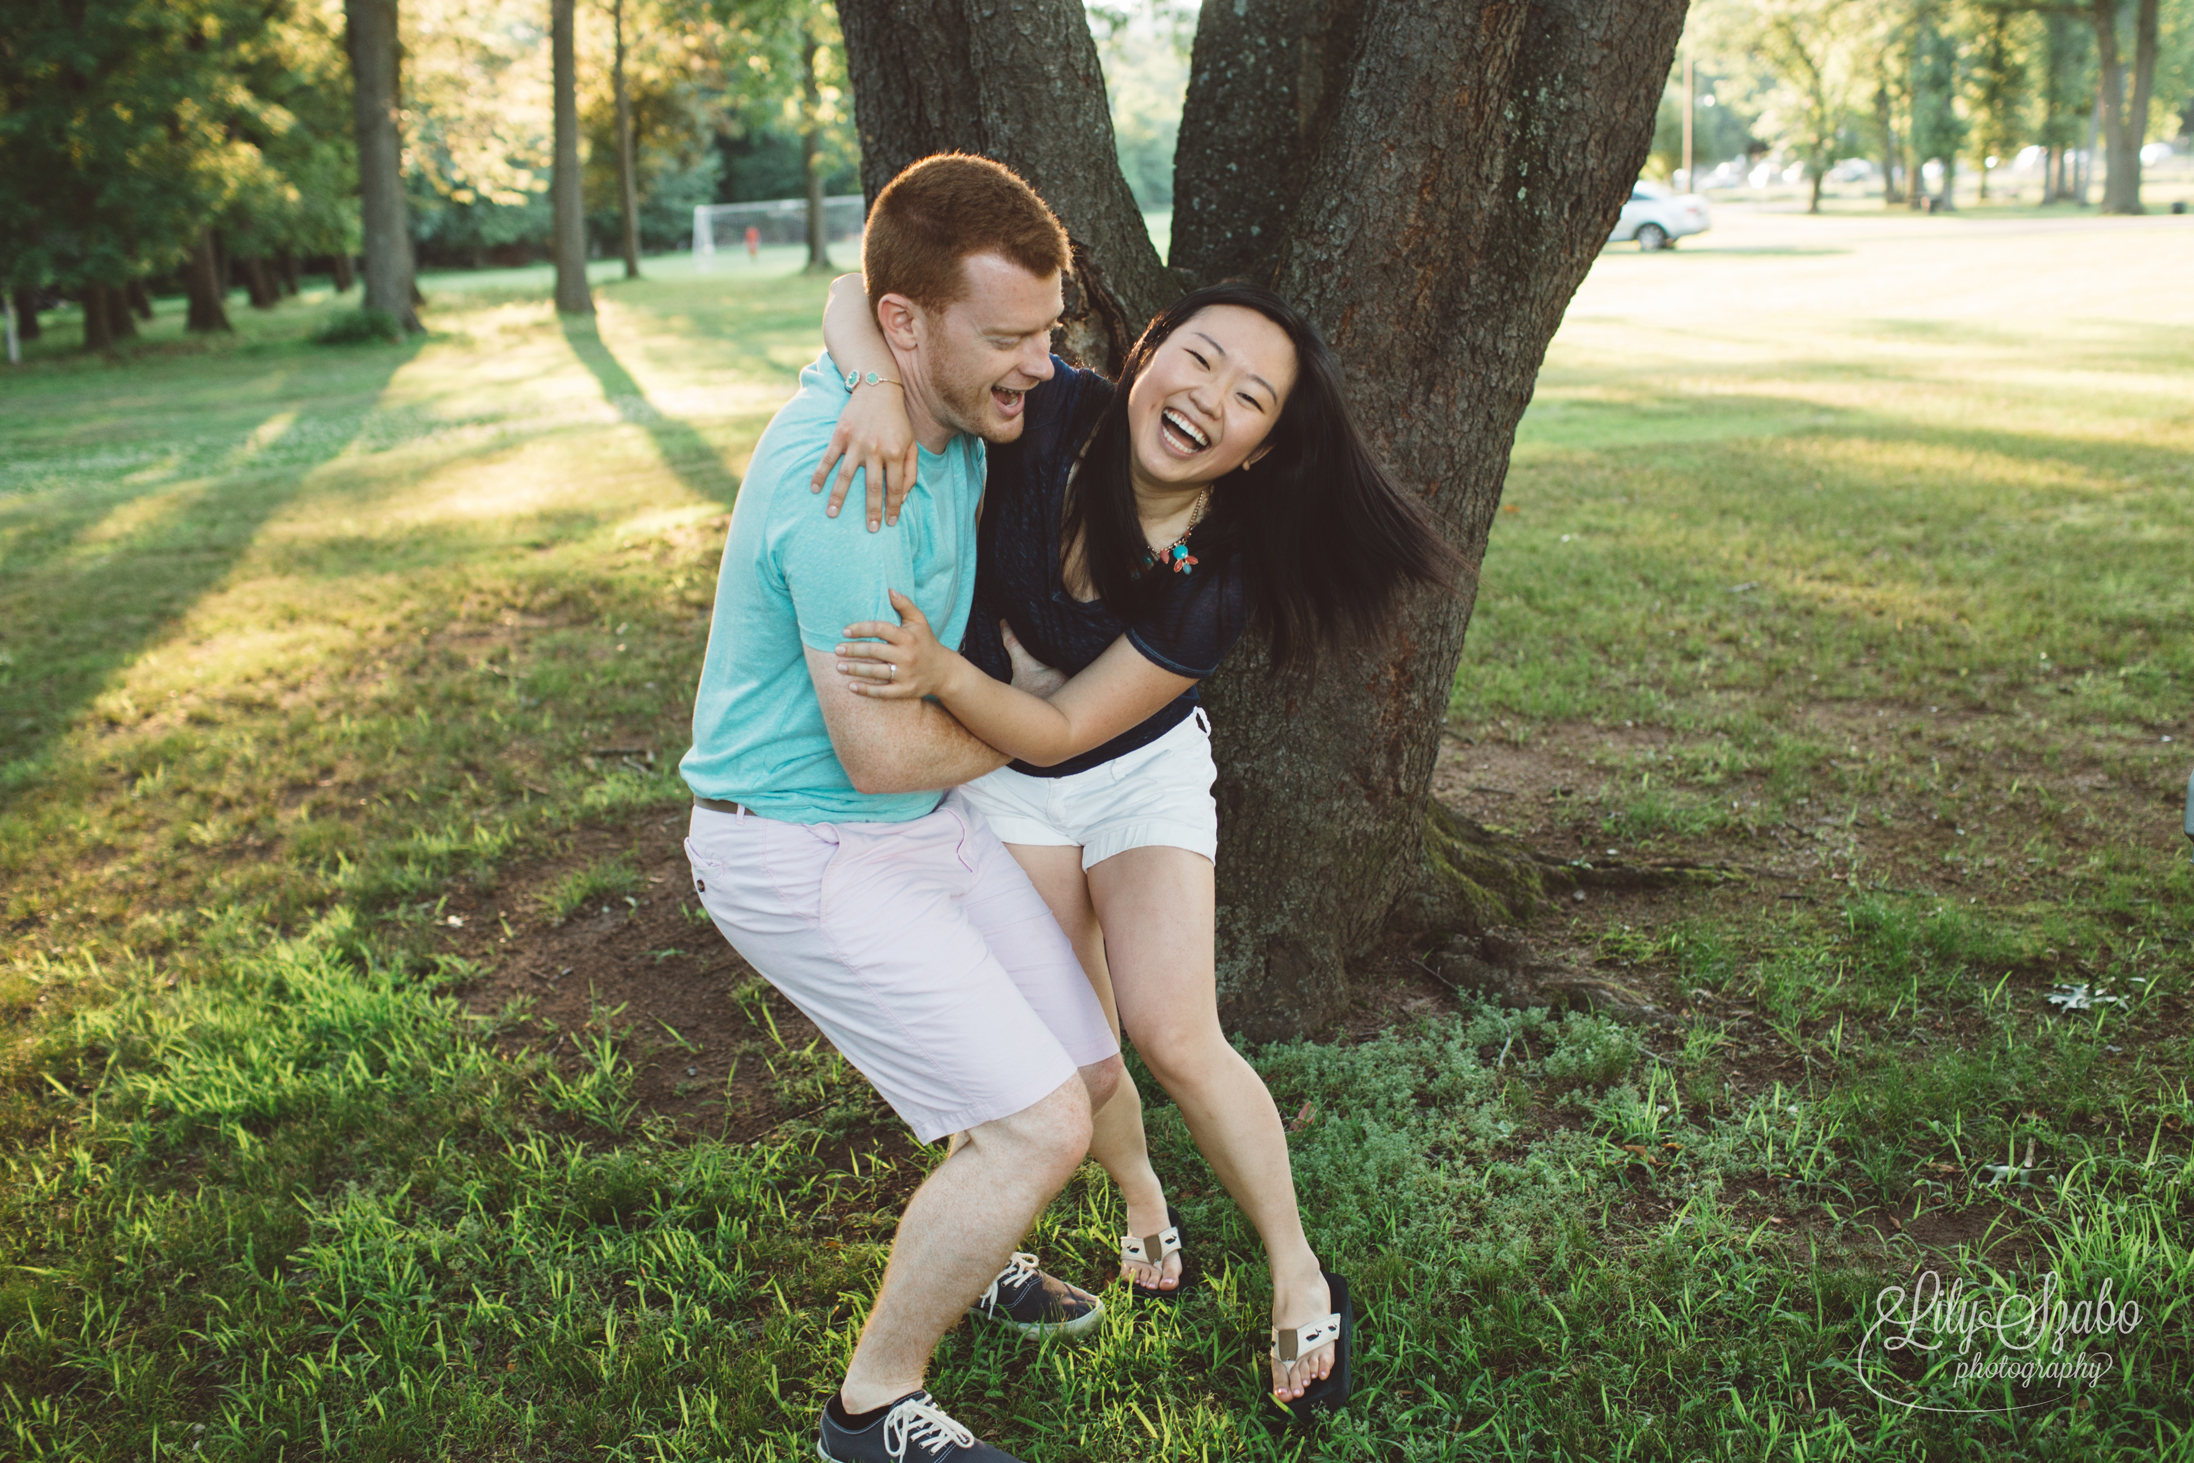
[838,0,1688,1038]
[345,0,420,330]
[550,0,593,315]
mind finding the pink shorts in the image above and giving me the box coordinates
[684,790,1117,1144]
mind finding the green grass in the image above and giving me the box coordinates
[4,216,2192,1458]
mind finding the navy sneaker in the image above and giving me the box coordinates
[966,1251,1103,1337]
[817,1391,1024,1462]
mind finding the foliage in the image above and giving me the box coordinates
[311,306,404,344]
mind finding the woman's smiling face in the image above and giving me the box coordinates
[1124,304,1298,491]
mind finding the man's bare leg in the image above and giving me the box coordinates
[838,1072,1098,1412]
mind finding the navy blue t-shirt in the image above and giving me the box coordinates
[961,358,1250,778]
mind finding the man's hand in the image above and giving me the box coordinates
[1001,620,1065,699]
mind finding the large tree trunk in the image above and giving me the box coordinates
[839,0,1687,1039]
[11,289,40,341]
[613,0,641,280]
[2121,0,2159,211]
[800,28,834,275]
[345,0,420,330]
[551,0,593,315]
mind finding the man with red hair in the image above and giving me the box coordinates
[680,155,1121,1463]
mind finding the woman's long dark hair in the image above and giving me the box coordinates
[1059,281,1462,674]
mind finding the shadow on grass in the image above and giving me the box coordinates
[0,340,425,787]
[558,315,741,508]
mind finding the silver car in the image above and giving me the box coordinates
[1610,180,1711,251]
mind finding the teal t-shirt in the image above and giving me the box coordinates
[680,352,985,824]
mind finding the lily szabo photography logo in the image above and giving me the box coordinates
[1857,1269,2142,1414]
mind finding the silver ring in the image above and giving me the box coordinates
[887,663,895,680]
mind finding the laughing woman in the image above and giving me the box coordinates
[812,275,1457,1413]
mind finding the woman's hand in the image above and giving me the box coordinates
[811,382,919,532]
[836,589,966,699]
[1000,620,1066,698]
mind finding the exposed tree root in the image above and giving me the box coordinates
[1406,802,1742,1027]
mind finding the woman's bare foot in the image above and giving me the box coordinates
[1118,1196,1184,1291]
[1268,1264,1335,1402]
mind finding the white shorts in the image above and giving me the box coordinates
[684,790,1118,1144]
[958,707,1218,871]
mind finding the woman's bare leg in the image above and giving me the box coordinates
[1001,843,1182,1292]
[1085,846,1334,1403]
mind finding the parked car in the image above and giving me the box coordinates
[1610,180,1711,251]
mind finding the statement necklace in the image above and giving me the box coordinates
[1134,487,1210,578]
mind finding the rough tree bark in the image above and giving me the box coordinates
[185,229,232,333]
[838,0,1176,368]
[838,0,1690,1039]
[551,0,594,315]
[345,0,420,331]
[613,0,642,280]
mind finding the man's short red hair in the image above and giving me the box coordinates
[863,154,1071,314]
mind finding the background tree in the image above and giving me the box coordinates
[347,0,421,329]
[1696,0,1862,211]
[611,0,642,277]
[551,0,593,312]
[840,0,1690,1038]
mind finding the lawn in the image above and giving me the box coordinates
[2,209,2190,1461]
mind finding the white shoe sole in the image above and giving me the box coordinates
[967,1295,1105,1338]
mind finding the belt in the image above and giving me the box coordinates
[693,796,750,816]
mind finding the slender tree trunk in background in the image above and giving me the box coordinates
[800,28,833,274]
[12,289,40,340]
[2121,0,2158,211]
[126,280,153,319]
[550,0,593,315]
[2091,0,2140,212]
[840,0,1690,1037]
[613,0,641,279]
[104,286,137,340]
[1877,85,1902,204]
[81,288,112,352]
[331,252,356,292]
[242,257,280,309]
[346,0,420,330]
[277,249,301,294]
[185,229,233,333]
[2077,98,2099,202]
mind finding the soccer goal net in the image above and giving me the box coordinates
[692,196,867,269]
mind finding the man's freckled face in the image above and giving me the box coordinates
[927,253,1063,444]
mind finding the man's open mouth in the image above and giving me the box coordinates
[1160,407,1209,455]
[992,386,1026,415]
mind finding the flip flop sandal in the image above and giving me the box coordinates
[1265,1270,1352,1426]
[1118,1204,1189,1302]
